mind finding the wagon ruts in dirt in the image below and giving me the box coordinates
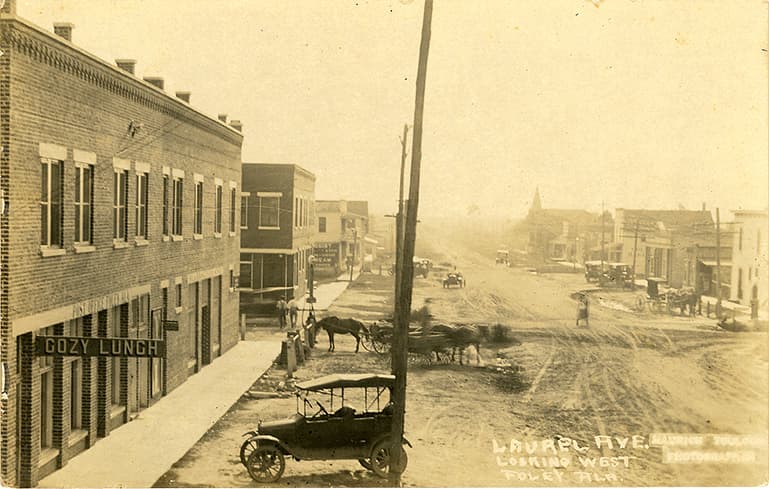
[239,374,410,483]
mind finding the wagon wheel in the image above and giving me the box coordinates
[360,332,375,352]
[246,445,286,483]
[239,435,259,467]
[370,438,408,479]
[358,458,373,470]
[371,334,391,354]
[634,296,646,312]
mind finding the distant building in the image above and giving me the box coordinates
[0,6,243,485]
[523,188,613,263]
[314,200,369,275]
[729,210,768,309]
[239,164,316,316]
[613,208,727,290]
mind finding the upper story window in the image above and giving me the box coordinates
[319,216,327,233]
[240,193,250,229]
[214,181,223,235]
[74,163,93,245]
[40,157,64,248]
[113,169,128,241]
[258,192,281,229]
[162,172,170,237]
[172,172,184,237]
[229,185,237,233]
[294,197,299,228]
[135,164,149,240]
[194,176,204,236]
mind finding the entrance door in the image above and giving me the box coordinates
[201,279,211,366]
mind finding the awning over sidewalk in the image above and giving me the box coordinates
[699,259,732,267]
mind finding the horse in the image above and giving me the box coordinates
[305,312,367,353]
[423,323,482,365]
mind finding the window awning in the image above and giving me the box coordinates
[699,259,732,267]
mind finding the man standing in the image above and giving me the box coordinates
[288,297,299,329]
[276,296,287,329]
[576,293,589,327]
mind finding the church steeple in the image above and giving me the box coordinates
[531,187,542,212]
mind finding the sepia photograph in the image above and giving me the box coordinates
[0,0,767,487]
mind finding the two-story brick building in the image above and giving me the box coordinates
[239,163,315,317]
[0,6,243,486]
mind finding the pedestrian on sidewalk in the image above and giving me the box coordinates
[288,297,299,329]
[276,296,287,329]
[576,293,589,327]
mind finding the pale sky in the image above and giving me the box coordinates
[18,0,769,219]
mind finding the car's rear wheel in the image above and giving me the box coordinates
[239,435,259,466]
[358,458,373,470]
[370,438,408,479]
[246,445,285,483]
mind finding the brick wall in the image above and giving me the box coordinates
[2,16,243,486]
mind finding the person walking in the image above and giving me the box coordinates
[288,297,299,329]
[276,296,287,329]
[576,293,589,327]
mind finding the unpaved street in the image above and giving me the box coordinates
[156,230,768,487]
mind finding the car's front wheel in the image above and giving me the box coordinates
[246,445,286,483]
[370,438,408,479]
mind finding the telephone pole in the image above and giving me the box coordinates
[631,219,640,282]
[601,201,606,273]
[715,208,722,318]
[390,0,433,485]
[394,124,409,316]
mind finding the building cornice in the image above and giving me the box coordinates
[1,16,244,147]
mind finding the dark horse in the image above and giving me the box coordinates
[305,312,367,352]
[425,323,482,365]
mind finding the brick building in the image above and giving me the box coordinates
[0,6,243,486]
[239,163,316,316]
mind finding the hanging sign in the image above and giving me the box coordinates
[35,336,166,358]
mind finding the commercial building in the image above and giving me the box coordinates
[239,163,316,316]
[522,189,612,263]
[729,210,768,310]
[613,208,724,290]
[314,200,369,276]
[0,6,243,486]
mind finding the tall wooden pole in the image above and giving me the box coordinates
[394,124,409,316]
[390,0,432,484]
[715,208,722,317]
[601,201,606,272]
[631,219,639,282]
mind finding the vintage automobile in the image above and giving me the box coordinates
[495,249,510,266]
[240,373,410,482]
[584,260,603,282]
[600,262,634,288]
[443,272,465,288]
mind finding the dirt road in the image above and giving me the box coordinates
[156,232,768,487]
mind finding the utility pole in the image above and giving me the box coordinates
[349,228,357,282]
[631,219,640,283]
[601,201,606,273]
[390,0,432,485]
[715,207,722,318]
[394,124,409,316]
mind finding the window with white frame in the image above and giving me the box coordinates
[162,173,170,236]
[194,179,203,235]
[135,170,149,239]
[113,169,128,241]
[175,282,183,309]
[294,197,298,228]
[258,193,280,229]
[229,186,237,233]
[172,176,183,236]
[41,158,64,247]
[215,183,223,234]
[239,254,253,289]
[240,194,249,229]
[74,164,93,245]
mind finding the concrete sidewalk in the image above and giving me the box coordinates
[298,269,361,312]
[39,340,280,489]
